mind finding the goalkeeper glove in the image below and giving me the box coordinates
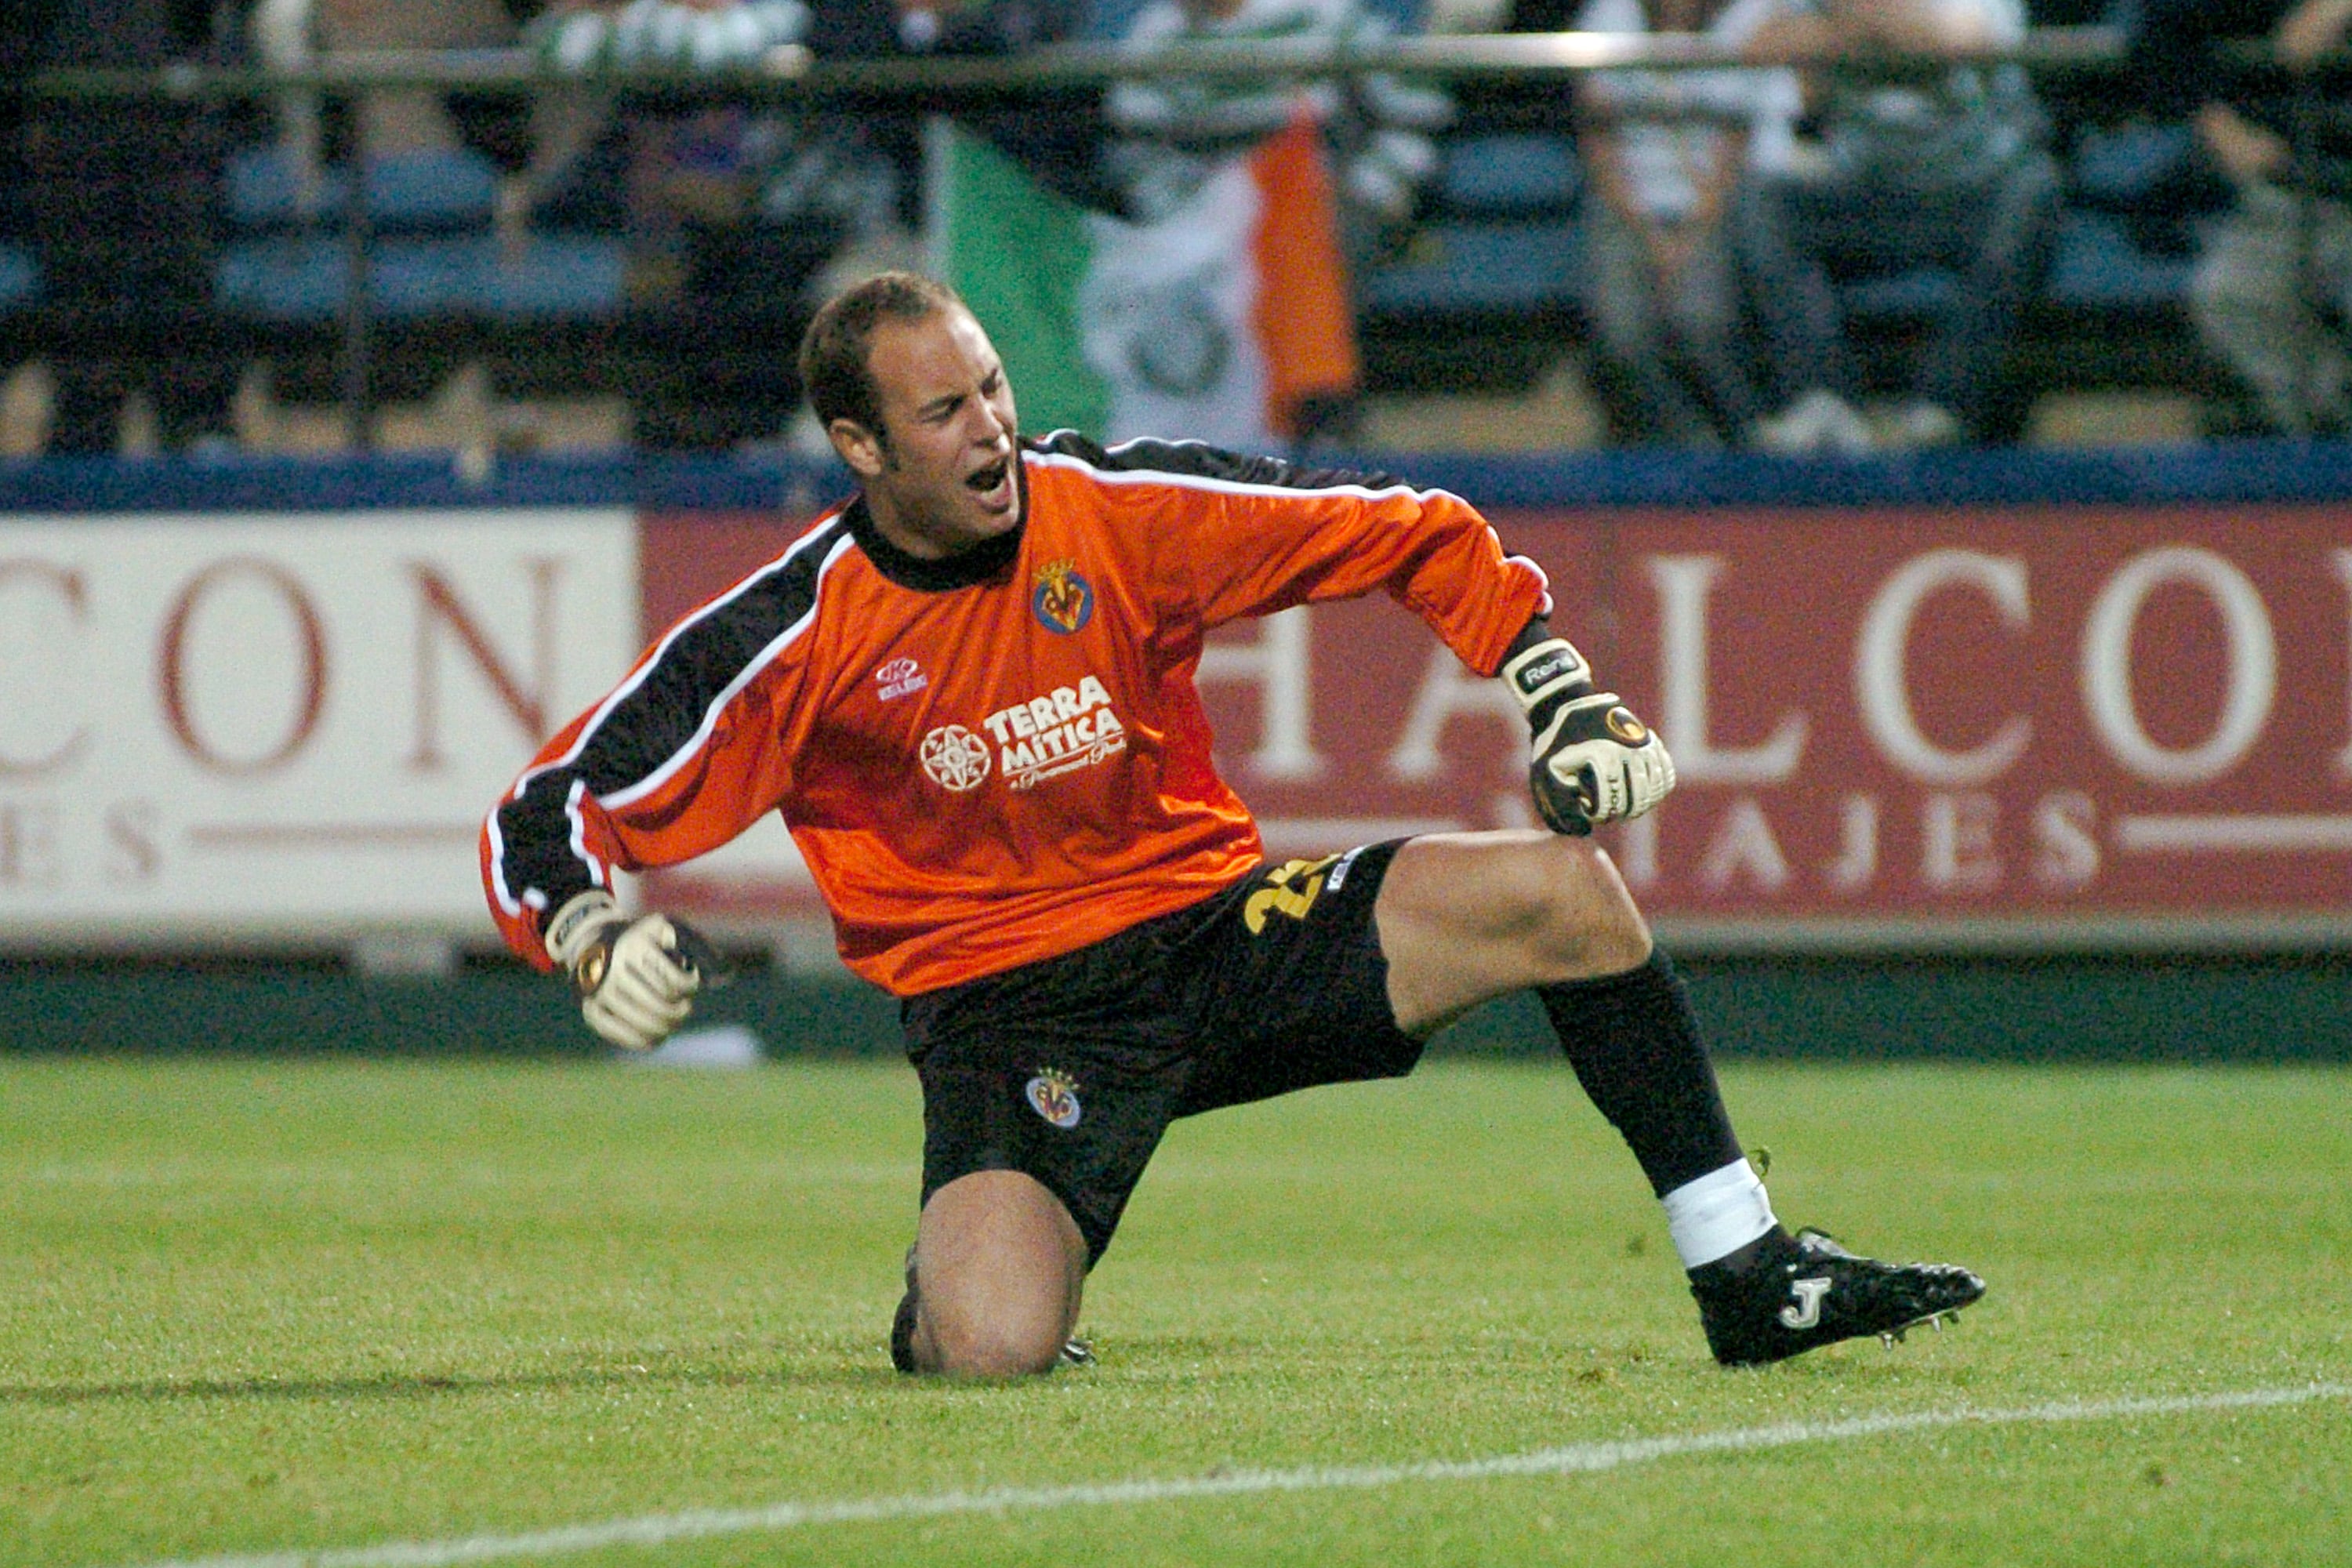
[543,890,716,1052]
[1501,636,1677,836]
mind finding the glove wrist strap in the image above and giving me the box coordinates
[544,888,621,970]
[1501,637,1595,719]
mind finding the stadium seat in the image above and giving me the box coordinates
[2070,122,2201,211]
[0,244,35,317]
[1385,128,1580,290]
[216,141,627,326]
[363,150,500,232]
[475,234,630,322]
[223,144,350,230]
[1828,208,2195,325]
[2045,208,2193,313]
[1839,267,1960,321]
[216,233,346,321]
[1360,218,1584,316]
[225,143,500,232]
[1427,132,1581,217]
[217,232,626,324]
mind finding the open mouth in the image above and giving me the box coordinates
[965,456,1011,495]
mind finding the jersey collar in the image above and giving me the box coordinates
[844,461,1029,592]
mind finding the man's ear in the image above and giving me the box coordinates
[829,417,886,478]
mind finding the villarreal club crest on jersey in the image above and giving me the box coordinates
[1032,559,1094,633]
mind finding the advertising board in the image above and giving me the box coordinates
[10,492,2347,953]
[643,502,2352,948]
[0,510,636,946]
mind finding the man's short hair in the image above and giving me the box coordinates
[799,271,967,437]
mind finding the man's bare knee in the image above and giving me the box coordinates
[909,1170,1085,1379]
[925,1313,1067,1378]
[1515,838,1651,977]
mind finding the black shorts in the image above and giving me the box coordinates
[900,840,1423,1265]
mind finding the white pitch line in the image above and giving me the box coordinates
[123,1381,2350,1568]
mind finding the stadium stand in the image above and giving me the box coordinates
[1361,26,2238,417]
[0,7,2310,452]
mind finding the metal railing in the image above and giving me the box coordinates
[18,27,2143,103]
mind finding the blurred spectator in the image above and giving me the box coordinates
[865,0,1107,207]
[520,0,1091,447]
[1098,0,1449,443]
[1570,0,1802,447]
[521,0,880,447]
[517,1,826,287]
[1105,0,1451,273]
[1730,0,2059,452]
[2135,0,2352,437]
[256,0,521,183]
[20,0,241,456]
[318,0,519,154]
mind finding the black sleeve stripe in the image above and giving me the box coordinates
[488,514,854,920]
[1025,430,1404,495]
[583,524,853,807]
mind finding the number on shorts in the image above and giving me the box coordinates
[1243,855,1341,935]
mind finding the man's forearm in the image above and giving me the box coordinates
[1824,0,2007,55]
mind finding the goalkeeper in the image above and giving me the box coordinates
[481,270,1982,1377]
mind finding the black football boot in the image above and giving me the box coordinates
[1690,1227,1985,1367]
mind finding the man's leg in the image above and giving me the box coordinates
[1727,176,1867,432]
[1577,194,1732,448]
[891,942,1185,1378]
[895,1169,1087,1378]
[1376,831,1759,1257]
[1915,153,2060,439]
[2193,183,2352,436]
[1375,829,1982,1365]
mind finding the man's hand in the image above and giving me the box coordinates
[1501,636,1677,836]
[543,890,706,1051]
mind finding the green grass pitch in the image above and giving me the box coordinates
[4,1055,2347,1566]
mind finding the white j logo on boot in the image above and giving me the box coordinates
[1780,1276,1831,1330]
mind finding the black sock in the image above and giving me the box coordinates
[1537,947,1745,1200]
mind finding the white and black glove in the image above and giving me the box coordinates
[543,889,717,1052]
[1501,635,1676,836]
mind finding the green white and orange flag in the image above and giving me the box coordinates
[928,114,1359,450]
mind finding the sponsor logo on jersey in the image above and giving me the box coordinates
[874,656,928,702]
[1032,559,1094,634]
[1025,1068,1083,1129]
[981,674,1127,791]
[918,724,993,792]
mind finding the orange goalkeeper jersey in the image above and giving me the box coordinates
[481,434,1552,996]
